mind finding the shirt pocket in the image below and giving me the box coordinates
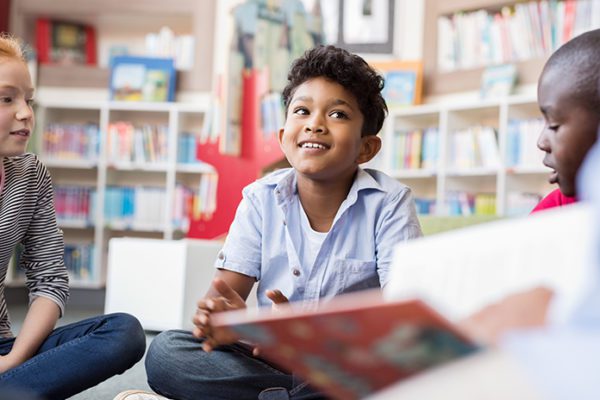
[332,258,380,295]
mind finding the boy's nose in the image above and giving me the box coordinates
[304,124,324,134]
[537,129,550,152]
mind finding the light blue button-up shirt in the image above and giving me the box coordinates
[215,167,422,308]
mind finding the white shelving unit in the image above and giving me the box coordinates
[379,93,555,217]
[25,99,214,288]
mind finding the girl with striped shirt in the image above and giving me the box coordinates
[0,34,145,399]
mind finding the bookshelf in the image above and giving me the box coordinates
[9,0,216,91]
[378,93,554,217]
[4,99,215,289]
[423,0,600,96]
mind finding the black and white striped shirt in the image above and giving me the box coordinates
[0,154,69,337]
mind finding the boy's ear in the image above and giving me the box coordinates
[278,128,285,146]
[356,135,381,164]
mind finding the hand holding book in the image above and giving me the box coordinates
[193,278,291,354]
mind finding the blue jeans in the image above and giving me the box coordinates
[146,330,327,400]
[0,312,146,400]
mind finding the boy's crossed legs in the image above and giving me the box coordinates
[146,330,326,400]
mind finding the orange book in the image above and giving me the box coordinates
[212,290,479,400]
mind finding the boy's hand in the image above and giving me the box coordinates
[459,286,553,345]
[265,289,289,311]
[251,289,289,357]
[192,278,247,352]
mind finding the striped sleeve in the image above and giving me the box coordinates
[20,158,69,315]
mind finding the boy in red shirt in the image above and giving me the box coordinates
[532,29,600,213]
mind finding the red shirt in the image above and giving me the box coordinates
[531,188,577,214]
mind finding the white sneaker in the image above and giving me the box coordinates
[113,390,172,400]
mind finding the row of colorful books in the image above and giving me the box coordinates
[260,92,284,139]
[415,198,436,215]
[177,133,201,164]
[54,182,216,230]
[54,186,96,225]
[415,191,542,216]
[42,123,100,161]
[448,126,499,170]
[445,191,496,216]
[107,122,169,164]
[172,176,218,231]
[12,243,97,284]
[506,118,545,168]
[390,128,439,170]
[64,243,97,283]
[437,0,600,71]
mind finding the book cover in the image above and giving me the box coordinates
[110,56,176,102]
[212,290,478,400]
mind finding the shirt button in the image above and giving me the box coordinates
[283,220,287,226]
[292,268,301,277]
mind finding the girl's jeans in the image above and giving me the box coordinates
[0,312,146,400]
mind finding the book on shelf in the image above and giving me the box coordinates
[391,127,439,171]
[64,243,97,283]
[506,118,545,169]
[449,126,499,170]
[54,185,96,226]
[436,0,600,71]
[42,123,99,162]
[36,18,97,65]
[110,56,176,102]
[212,289,479,400]
[480,64,517,99]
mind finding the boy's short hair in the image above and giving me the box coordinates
[543,28,600,112]
[282,45,387,136]
[0,34,26,63]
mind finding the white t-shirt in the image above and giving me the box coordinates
[298,200,328,269]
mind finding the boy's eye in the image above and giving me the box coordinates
[0,97,13,103]
[293,107,309,115]
[548,124,559,131]
[330,111,348,119]
[26,99,35,107]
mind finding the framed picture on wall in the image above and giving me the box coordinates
[370,60,423,106]
[110,56,176,102]
[335,0,395,54]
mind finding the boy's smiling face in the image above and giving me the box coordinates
[278,77,380,183]
[537,68,600,197]
[0,58,35,159]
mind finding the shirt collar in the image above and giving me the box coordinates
[266,167,385,205]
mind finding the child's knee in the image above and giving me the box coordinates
[107,313,146,362]
[146,331,180,375]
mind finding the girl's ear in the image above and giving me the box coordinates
[356,135,382,164]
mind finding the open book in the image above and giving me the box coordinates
[211,290,479,400]
[212,203,594,400]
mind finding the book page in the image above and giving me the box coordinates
[385,204,595,324]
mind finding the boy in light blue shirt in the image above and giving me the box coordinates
[146,45,422,400]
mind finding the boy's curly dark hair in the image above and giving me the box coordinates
[281,45,387,136]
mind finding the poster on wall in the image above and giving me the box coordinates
[326,0,395,54]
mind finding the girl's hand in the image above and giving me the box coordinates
[0,354,20,374]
